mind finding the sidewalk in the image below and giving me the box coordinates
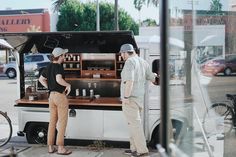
[18,146,159,157]
[0,124,225,157]
[1,145,160,157]
[0,125,160,157]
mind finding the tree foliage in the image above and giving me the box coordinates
[210,0,222,11]
[147,0,159,7]
[141,18,157,26]
[57,0,139,35]
[133,0,146,11]
[52,0,68,12]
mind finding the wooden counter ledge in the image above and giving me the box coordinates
[15,97,122,107]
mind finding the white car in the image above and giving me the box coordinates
[2,53,51,78]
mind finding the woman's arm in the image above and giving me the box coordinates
[39,75,48,89]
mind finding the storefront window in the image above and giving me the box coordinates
[166,0,236,156]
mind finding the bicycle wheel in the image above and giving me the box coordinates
[203,103,233,137]
[0,111,13,147]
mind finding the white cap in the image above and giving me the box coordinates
[52,47,68,57]
[119,43,135,53]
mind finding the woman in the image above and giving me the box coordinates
[39,47,72,155]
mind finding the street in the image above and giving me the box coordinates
[0,76,18,125]
[207,76,236,101]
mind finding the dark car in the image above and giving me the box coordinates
[201,54,236,76]
[33,61,50,77]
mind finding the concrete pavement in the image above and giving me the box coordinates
[0,125,160,157]
[0,122,227,157]
[1,141,161,157]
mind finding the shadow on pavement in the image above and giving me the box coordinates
[224,129,236,157]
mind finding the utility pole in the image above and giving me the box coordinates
[96,0,100,31]
[114,0,119,30]
[159,0,170,154]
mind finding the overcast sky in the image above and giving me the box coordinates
[0,0,230,24]
[0,0,159,23]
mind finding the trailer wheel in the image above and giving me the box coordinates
[6,68,16,79]
[25,122,48,144]
[149,120,185,149]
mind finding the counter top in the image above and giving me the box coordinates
[15,97,122,107]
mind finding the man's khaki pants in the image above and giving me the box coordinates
[122,100,149,154]
[47,92,69,146]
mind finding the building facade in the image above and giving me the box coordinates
[0,8,50,32]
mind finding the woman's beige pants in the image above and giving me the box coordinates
[47,92,69,146]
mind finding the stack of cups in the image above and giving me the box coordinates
[76,89,79,96]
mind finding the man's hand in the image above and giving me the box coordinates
[152,73,160,85]
[65,84,71,95]
[122,98,129,104]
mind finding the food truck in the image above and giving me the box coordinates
[1,31,189,147]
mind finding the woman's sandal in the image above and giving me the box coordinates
[48,147,57,153]
[57,149,72,155]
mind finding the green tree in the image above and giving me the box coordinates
[134,0,145,11]
[210,0,222,11]
[133,0,145,25]
[53,0,119,30]
[52,0,68,11]
[57,1,139,34]
[147,0,159,7]
[133,0,159,9]
[141,18,157,26]
[56,0,83,31]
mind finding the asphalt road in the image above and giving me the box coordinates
[206,75,236,101]
[0,76,18,125]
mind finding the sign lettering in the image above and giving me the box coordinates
[0,18,31,25]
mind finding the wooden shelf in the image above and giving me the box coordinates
[82,59,115,61]
[65,78,121,81]
[64,61,80,63]
[65,68,80,71]
[61,53,125,79]
[82,70,115,74]
[116,61,125,63]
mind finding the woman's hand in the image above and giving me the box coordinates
[65,84,71,95]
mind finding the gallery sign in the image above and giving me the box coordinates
[0,10,50,32]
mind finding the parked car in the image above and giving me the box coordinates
[201,54,236,76]
[33,61,50,77]
[2,53,51,78]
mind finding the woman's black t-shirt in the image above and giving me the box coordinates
[42,63,65,93]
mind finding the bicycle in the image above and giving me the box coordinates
[0,111,13,147]
[202,94,236,137]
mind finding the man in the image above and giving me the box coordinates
[119,43,157,157]
[39,47,72,155]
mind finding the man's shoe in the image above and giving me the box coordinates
[131,151,149,157]
[124,149,136,155]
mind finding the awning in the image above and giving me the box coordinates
[149,35,185,49]
[0,31,138,54]
[0,39,13,49]
[135,35,185,49]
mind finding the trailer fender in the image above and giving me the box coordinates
[148,117,187,148]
